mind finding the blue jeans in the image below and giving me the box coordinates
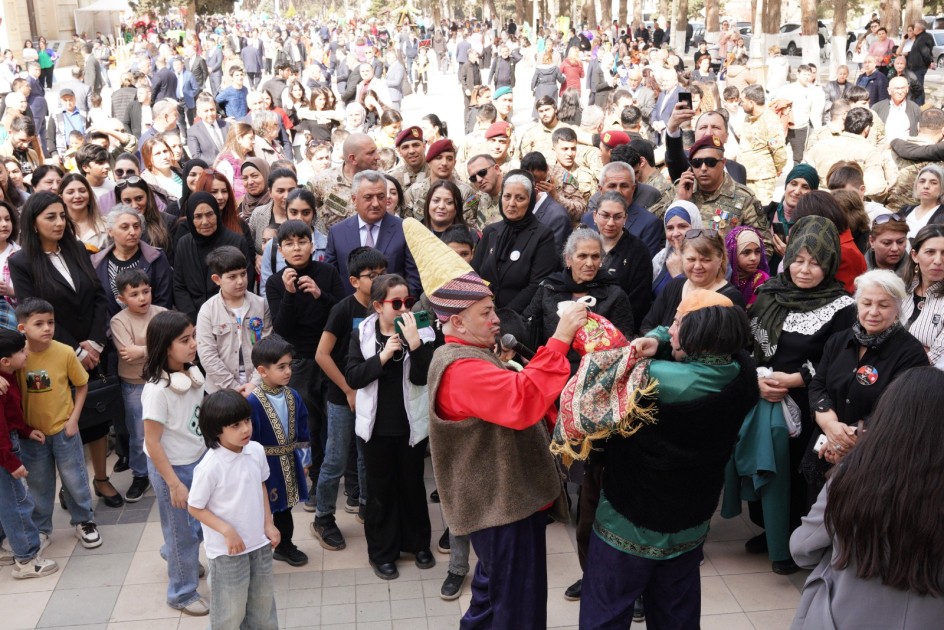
[19,429,95,533]
[120,381,148,478]
[208,544,278,630]
[315,401,367,517]
[149,457,203,609]
[0,432,42,561]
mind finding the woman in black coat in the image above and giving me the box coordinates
[173,192,255,322]
[472,170,559,313]
[9,191,124,506]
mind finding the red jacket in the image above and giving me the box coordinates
[559,58,585,95]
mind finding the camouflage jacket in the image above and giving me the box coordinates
[309,166,354,234]
[739,109,788,181]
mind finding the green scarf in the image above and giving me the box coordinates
[750,216,847,361]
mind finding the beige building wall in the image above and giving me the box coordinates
[1,0,80,66]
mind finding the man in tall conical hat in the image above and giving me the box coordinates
[403,218,589,628]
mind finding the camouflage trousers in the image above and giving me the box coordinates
[747,178,777,206]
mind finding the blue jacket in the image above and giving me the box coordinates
[216,86,249,119]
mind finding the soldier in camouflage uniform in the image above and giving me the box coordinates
[388,125,430,189]
[484,122,521,175]
[518,97,574,164]
[739,85,788,206]
[673,135,769,250]
[625,138,674,218]
[886,109,944,210]
[466,154,504,227]
[551,127,596,224]
[404,138,480,227]
[309,133,380,233]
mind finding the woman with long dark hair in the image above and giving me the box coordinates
[900,223,944,368]
[790,367,944,628]
[9,191,121,507]
[58,173,108,252]
[141,136,183,201]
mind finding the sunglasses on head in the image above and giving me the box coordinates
[468,167,491,183]
[685,228,721,240]
[115,176,144,191]
[873,213,905,225]
[382,296,417,310]
[113,168,138,177]
[690,157,722,168]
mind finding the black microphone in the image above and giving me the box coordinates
[501,334,535,360]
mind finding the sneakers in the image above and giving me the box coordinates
[344,493,359,513]
[0,543,13,566]
[180,596,210,616]
[437,529,450,554]
[440,571,465,600]
[11,555,59,579]
[302,492,317,513]
[273,544,309,567]
[125,476,151,503]
[310,515,346,551]
[75,522,102,549]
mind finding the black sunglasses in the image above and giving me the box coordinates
[113,168,138,177]
[873,213,905,225]
[115,176,144,191]
[690,157,722,168]
[381,296,417,310]
[468,167,491,183]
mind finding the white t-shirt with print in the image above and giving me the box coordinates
[142,377,207,465]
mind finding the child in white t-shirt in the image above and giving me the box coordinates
[188,389,279,630]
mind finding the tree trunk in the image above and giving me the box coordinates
[763,0,780,35]
[673,0,688,53]
[800,0,818,65]
[904,0,924,30]
[879,0,902,41]
[485,0,498,22]
[830,0,848,78]
[601,0,612,29]
[619,0,628,25]
[705,0,720,44]
[583,0,597,28]
[516,0,528,26]
[633,0,643,32]
[659,0,669,26]
[185,0,197,31]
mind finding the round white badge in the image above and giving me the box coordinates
[510,250,521,261]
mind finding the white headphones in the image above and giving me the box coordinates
[165,366,205,393]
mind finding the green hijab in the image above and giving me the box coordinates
[750,216,847,361]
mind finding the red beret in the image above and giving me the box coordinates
[688,134,725,160]
[426,138,456,162]
[600,130,630,148]
[485,121,513,140]
[395,126,424,148]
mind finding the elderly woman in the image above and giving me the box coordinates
[642,229,745,333]
[251,110,285,165]
[524,228,636,371]
[652,200,704,297]
[900,224,944,368]
[765,164,819,268]
[91,205,174,318]
[735,216,856,575]
[472,170,559,313]
[901,164,944,238]
[866,213,909,273]
[801,270,929,495]
[792,191,867,294]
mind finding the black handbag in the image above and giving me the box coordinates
[78,368,124,431]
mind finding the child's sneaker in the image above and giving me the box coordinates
[75,522,102,549]
[11,555,59,579]
[1,532,49,560]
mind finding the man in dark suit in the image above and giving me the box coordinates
[187,95,228,163]
[664,106,748,184]
[325,170,421,297]
[872,76,921,141]
[240,32,265,88]
[185,44,209,91]
[650,69,680,143]
[24,63,50,158]
[455,32,471,76]
[206,38,224,96]
[150,56,178,104]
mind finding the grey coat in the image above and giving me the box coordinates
[790,485,944,630]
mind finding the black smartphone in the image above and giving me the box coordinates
[772,223,788,240]
[678,91,693,109]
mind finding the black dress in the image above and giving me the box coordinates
[472,219,559,313]
[640,277,746,333]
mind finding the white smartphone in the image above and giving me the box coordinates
[813,434,829,454]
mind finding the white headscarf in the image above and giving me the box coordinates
[651,200,703,280]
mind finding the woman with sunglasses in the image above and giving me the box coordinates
[344,273,435,581]
[900,224,944,368]
[641,228,745,333]
[140,136,183,201]
[59,173,108,253]
[901,164,944,238]
[116,177,177,263]
[726,216,856,576]
[866,213,909,273]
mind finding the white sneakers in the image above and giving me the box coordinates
[180,596,210,616]
[11,555,59,579]
[74,522,102,549]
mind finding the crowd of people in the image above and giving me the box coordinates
[0,9,942,630]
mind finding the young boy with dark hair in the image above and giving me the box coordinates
[14,298,101,549]
[311,246,387,550]
[440,225,476,263]
[0,328,59,578]
[246,335,312,566]
[110,268,166,502]
[265,220,343,508]
[197,246,272,395]
[189,389,280,630]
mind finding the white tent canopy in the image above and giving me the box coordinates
[74,0,133,42]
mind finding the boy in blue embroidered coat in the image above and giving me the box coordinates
[248,335,311,567]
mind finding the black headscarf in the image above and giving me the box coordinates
[178,159,208,212]
[495,169,539,263]
[186,192,224,246]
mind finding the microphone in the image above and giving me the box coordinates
[501,334,535,360]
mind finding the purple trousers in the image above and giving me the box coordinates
[460,510,548,630]
[580,531,703,630]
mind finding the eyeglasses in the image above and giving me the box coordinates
[685,228,721,240]
[873,213,906,225]
[468,167,491,183]
[596,211,626,223]
[690,157,723,169]
[114,168,138,177]
[382,296,416,310]
[357,271,383,280]
[115,176,144,191]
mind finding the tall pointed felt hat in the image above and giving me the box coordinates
[402,218,492,322]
